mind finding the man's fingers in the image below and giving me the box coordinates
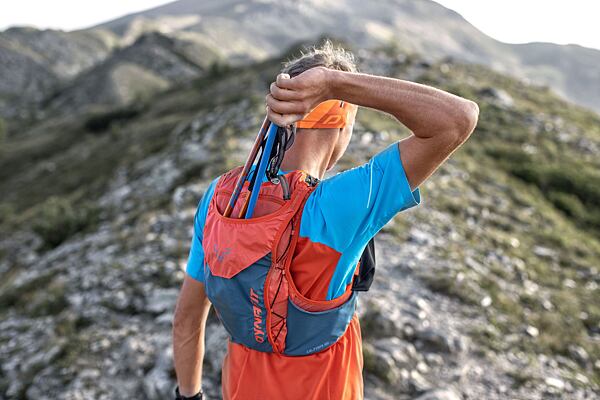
[276,73,299,90]
[266,73,307,126]
[265,94,305,115]
[270,82,301,101]
[266,106,304,127]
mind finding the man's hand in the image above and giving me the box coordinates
[266,67,333,126]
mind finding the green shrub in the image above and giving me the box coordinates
[0,203,14,225]
[0,272,54,313]
[32,197,99,249]
[207,60,231,78]
[486,146,600,231]
[548,191,586,219]
[513,163,600,229]
[84,107,141,133]
[0,117,5,143]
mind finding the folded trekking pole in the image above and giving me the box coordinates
[244,122,279,218]
[223,116,270,217]
[224,108,297,219]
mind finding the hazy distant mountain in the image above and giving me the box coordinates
[96,0,600,113]
[511,42,600,112]
[45,32,217,114]
[1,0,599,118]
[0,27,118,117]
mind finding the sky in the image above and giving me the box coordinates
[435,0,599,49]
[1,0,599,50]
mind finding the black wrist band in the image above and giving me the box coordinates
[175,386,203,400]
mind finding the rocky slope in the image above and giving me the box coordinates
[0,46,599,399]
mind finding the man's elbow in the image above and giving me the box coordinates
[173,299,200,337]
[452,99,479,143]
[173,304,211,341]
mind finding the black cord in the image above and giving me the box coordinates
[267,125,295,181]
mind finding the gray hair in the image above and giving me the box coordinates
[282,40,358,77]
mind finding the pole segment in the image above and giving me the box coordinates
[245,123,279,218]
[223,117,270,217]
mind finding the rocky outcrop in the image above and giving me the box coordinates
[0,27,117,118]
[45,32,215,115]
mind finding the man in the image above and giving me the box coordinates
[173,42,478,400]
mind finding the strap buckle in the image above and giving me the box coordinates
[305,174,320,187]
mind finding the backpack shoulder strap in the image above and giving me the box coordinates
[264,171,317,353]
[352,237,376,292]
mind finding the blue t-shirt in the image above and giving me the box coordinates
[186,142,421,300]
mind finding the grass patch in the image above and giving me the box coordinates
[0,117,5,145]
[0,272,54,314]
[31,196,99,249]
[84,106,142,133]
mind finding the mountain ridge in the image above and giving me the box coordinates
[91,0,600,113]
[1,0,600,118]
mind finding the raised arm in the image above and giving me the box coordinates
[173,276,211,397]
[266,67,479,189]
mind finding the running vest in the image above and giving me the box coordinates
[203,167,362,356]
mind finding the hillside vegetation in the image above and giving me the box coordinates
[0,43,598,398]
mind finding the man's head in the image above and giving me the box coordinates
[282,40,358,78]
[282,41,358,172]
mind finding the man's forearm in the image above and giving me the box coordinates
[267,66,478,189]
[328,70,478,139]
[173,277,212,397]
[173,322,206,396]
